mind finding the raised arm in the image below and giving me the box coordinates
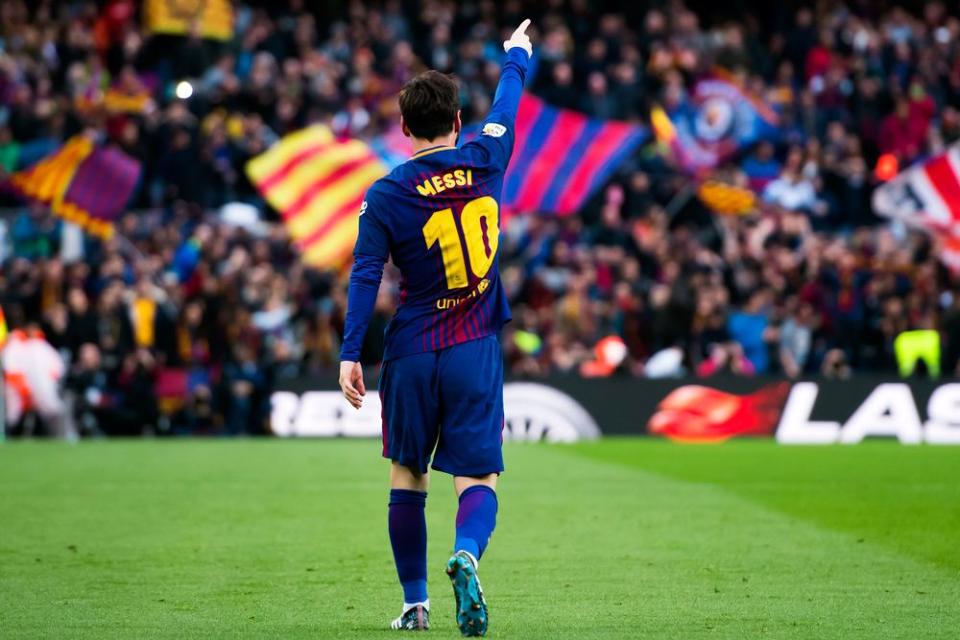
[490,19,532,123]
[467,19,533,166]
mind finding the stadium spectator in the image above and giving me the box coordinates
[1,1,959,435]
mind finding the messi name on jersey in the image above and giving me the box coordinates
[416,169,474,196]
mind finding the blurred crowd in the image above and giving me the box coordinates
[2,0,960,435]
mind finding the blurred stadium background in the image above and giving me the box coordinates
[0,1,958,638]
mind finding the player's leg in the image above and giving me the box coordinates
[388,463,431,630]
[446,473,498,637]
[452,473,498,563]
[433,335,504,637]
[380,354,441,630]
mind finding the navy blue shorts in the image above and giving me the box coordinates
[378,335,504,477]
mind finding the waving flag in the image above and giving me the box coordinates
[246,125,386,268]
[873,145,960,232]
[144,0,233,41]
[498,93,646,216]
[9,136,140,238]
[56,146,141,237]
[873,144,960,270]
[374,95,645,216]
[371,93,646,218]
[654,75,779,174]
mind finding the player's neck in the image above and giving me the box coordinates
[410,133,458,156]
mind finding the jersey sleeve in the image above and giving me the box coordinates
[340,189,390,362]
[352,189,391,260]
[464,47,530,170]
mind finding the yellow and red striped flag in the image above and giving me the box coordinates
[246,125,387,269]
[9,136,94,206]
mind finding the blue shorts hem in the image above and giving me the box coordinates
[430,461,505,477]
[383,451,431,475]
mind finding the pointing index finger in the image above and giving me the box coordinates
[512,18,531,39]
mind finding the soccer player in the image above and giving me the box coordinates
[338,19,533,637]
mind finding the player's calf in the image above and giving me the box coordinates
[453,484,498,562]
[388,488,430,630]
[448,484,498,637]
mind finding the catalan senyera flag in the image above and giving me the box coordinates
[144,0,233,41]
[9,137,93,206]
[9,136,141,238]
[246,125,387,268]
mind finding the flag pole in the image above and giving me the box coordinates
[114,231,145,265]
[665,182,696,220]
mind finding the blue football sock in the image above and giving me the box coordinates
[388,489,428,604]
[454,485,498,560]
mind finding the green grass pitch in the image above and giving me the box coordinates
[1,438,958,639]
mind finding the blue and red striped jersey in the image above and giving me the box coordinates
[340,48,529,363]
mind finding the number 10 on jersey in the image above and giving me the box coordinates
[422,196,500,290]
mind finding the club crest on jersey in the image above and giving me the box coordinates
[359,200,368,215]
[482,123,507,138]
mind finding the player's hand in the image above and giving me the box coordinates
[503,18,532,57]
[339,360,366,410]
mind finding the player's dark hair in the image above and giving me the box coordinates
[398,71,459,141]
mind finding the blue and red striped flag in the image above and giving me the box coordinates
[499,93,646,216]
[372,94,646,216]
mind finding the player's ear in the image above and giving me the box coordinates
[454,110,462,134]
[400,116,411,138]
